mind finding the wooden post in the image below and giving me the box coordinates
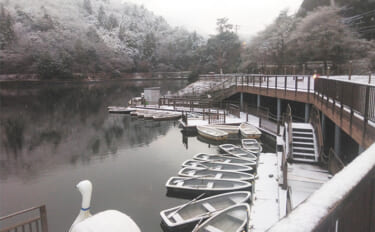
[40,205,48,232]
[303,64,306,76]
[349,60,352,80]
[246,104,249,122]
[284,76,287,95]
[266,76,269,94]
[295,76,298,96]
[362,86,370,146]
[327,66,330,78]
[203,107,205,120]
[208,107,211,124]
[369,71,372,84]
[307,76,311,101]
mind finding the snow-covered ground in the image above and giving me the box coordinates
[250,152,281,232]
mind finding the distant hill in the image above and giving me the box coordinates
[0,0,203,78]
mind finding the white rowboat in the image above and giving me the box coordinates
[160,191,251,230]
[193,203,250,232]
[196,126,228,141]
[239,122,262,139]
[242,139,262,154]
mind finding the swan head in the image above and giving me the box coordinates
[76,180,92,210]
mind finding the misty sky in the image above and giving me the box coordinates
[124,0,303,38]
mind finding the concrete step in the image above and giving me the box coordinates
[292,151,316,157]
[292,141,315,148]
[292,136,314,143]
[293,147,315,153]
[292,131,314,137]
[292,128,313,133]
[292,157,318,163]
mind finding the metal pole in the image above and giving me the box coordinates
[348,60,352,80]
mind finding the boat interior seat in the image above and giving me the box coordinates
[207,182,214,189]
[202,202,216,212]
[228,211,246,222]
[205,225,224,232]
[223,159,231,163]
[175,181,184,187]
[171,213,183,223]
[215,173,223,179]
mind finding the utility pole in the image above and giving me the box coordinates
[234,25,240,34]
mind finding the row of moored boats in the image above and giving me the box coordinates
[160,139,262,232]
[197,123,262,141]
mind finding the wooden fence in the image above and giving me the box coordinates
[0,205,48,232]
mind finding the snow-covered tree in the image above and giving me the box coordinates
[286,6,372,69]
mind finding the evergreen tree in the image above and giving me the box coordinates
[83,0,92,15]
[97,5,106,27]
[0,5,15,49]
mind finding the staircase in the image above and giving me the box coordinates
[289,123,319,163]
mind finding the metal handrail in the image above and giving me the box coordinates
[0,205,48,232]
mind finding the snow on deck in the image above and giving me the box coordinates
[268,143,375,231]
[287,163,332,208]
[250,153,281,232]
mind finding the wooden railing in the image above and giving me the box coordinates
[286,104,293,161]
[327,148,345,175]
[195,74,374,148]
[314,78,375,147]
[268,144,375,232]
[309,106,324,160]
[0,205,48,232]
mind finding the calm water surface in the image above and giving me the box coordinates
[0,80,273,232]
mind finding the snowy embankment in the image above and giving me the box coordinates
[268,143,375,231]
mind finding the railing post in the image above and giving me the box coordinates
[267,76,269,94]
[362,86,370,146]
[284,76,287,95]
[340,81,344,124]
[40,205,48,232]
[295,75,298,96]
[348,60,352,80]
[275,75,278,96]
[307,75,311,101]
[253,75,255,87]
[369,72,372,84]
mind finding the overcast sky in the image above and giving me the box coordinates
[124,0,303,39]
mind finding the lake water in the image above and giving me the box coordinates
[0,79,274,232]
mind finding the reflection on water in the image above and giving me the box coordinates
[0,80,274,232]
[0,80,186,180]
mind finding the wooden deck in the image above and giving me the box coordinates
[200,75,374,148]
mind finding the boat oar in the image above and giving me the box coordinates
[192,217,204,232]
[167,193,206,219]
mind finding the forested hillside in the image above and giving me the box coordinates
[0,0,203,78]
[240,6,375,75]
